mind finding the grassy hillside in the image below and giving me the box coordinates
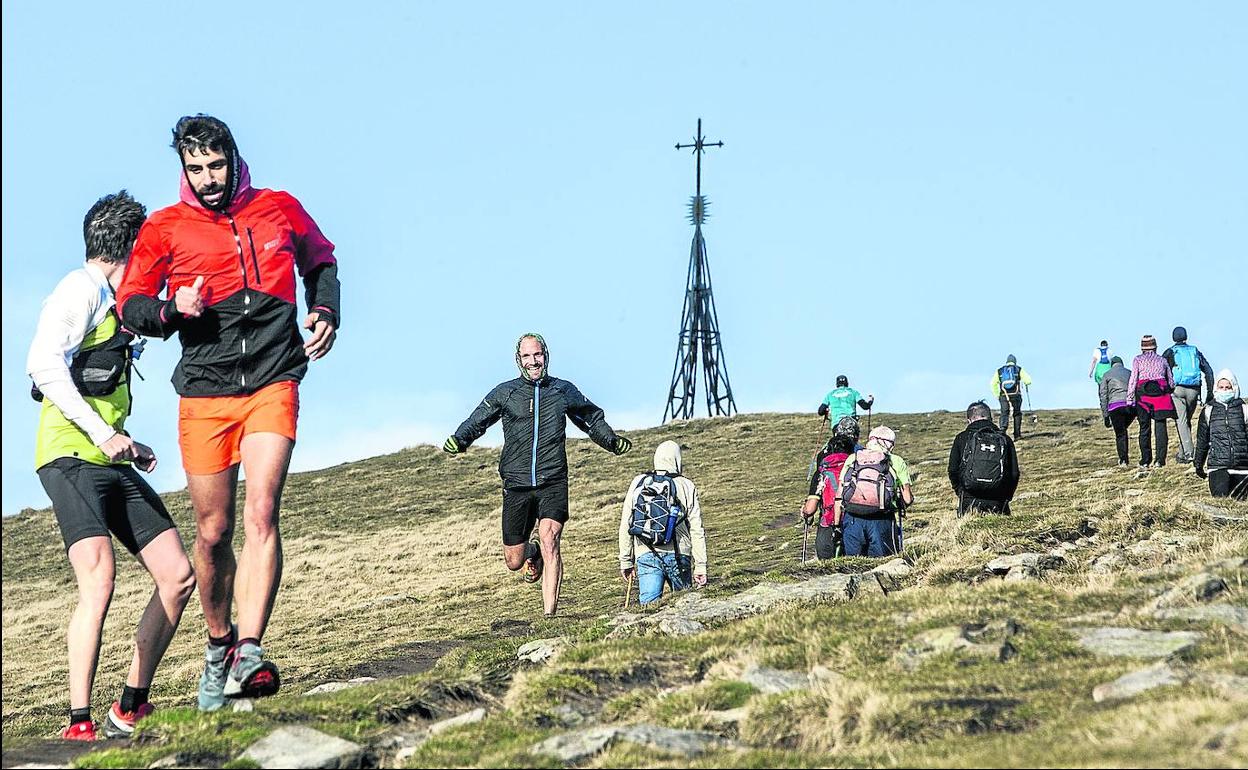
[2,408,1245,768]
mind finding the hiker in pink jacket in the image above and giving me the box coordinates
[1127,334,1176,467]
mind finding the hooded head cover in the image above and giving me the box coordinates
[836,375,849,388]
[866,425,896,451]
[1006,354,1017,365]
[653,440,683,475]
[515,333,549,381]
[1172,326,1188,343]
[172,114,251,214]
[1214,368,1240,403]
[1111,356,1124,366]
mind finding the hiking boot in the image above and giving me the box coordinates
[61,721,97,741]
[198,633,233,712]
[523,542,544,584]
[224,641,280,699]
[103,701,154,738]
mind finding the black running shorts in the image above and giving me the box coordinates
[37,457,175,555]
[501,482,569,546]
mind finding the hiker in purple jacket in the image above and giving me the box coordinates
[1127,334,1176,468]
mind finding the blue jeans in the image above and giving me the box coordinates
[842,513,901,557]
[636,551,692,605]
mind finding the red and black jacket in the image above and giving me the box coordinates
[117,161,340,397]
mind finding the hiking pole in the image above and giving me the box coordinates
[623,570,634,610]
[801,513,811,565]
[867,404,873,434]
[1026,385,1037,424]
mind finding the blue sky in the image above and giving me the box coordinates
[3,1,1245,514]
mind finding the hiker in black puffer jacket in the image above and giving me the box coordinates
[1193,369,1248,501]
[948,401,1020,515]
[444,333,631,617]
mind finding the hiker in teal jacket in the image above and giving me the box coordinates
[818,375,874,426]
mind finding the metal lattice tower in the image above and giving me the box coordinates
[663,119,738,423]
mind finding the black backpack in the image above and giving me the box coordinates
[960,427,1009,495]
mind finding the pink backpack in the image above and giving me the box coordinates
[840,449,897,515]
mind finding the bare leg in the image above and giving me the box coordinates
[538,519,564,616]
[188,466,240,639]
[125,529,195,688]
[502,542,528,571]
[235,433,293,640]
[66,537,115,710]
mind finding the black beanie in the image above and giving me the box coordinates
[1172,326,1187,343]
[836,375,849,388]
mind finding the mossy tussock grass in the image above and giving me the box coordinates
[3,409,1246,767]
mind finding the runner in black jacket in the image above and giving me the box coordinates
[444,333,630,616]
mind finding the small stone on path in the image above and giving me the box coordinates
[240,725,362,769]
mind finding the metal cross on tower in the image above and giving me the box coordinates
[663,118,738,423]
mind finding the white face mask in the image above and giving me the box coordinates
[1215,390,1236,404]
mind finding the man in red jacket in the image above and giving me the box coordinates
[116,114,341,710]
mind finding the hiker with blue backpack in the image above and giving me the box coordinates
[991,355,1033,439]
[619,440,707,605]
[831,426,913,557]
[1089,340,1114,384]
[1162,326,1216,465]
[801,416,863,559]
[818,375,874,428]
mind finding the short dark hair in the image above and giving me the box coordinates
[171,114,236,159]
[966,400,992,422]
[1099,340,1108,347]
[83,190,146,264]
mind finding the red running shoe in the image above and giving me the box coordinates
[103,701,155,738]
[61,721,97,741]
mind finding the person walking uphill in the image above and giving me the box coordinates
[28,191,195,741]
[619,440,707,604]
[948,401,1020,515]
[116,115,342,710]
[1099,356,1136,466]
[802,416,861,559]
[1163,326,1216,464]
[445,334,631,617]
[1089,340,1114,384]
[1194,370,1248,500]
[818,375,874,426]
[1127,335,1176,468]
[991,355,1032,439]
[833,426,913,557]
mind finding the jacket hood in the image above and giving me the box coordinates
[179,156,253,213]
[1215,369,1240,400]
[653,440,682,474]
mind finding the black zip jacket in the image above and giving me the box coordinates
[1194,399,1248,471]
[453,376,619,489]
[948,419,1021,501]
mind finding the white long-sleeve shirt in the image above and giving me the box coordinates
[26,263,119,446]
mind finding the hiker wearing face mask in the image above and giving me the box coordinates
[1162,326,1217,464]
[444,333,631,617]
[1194,370,1248,500]
[1099,356,1136,466]
[1127,335,1176,468]
[619,440,707,604]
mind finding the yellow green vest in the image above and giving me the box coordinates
[34,310,130,469]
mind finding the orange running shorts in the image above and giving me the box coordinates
[178,381,299,475]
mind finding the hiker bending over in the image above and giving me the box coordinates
[802,416,861,559]
[1099,356,1136,466]
[990,355,1032,439]
[1163,326,1216,464]
[445,333,630,617]
[28,191,194,740]
[948,401,1020,516]
[1194,369,1248,501]
[833,426,913,557]
[1089,340,1114,384]
[818,375,873,426]
[619,440,707,604]
[1127,335,1175,468]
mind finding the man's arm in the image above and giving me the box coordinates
[947,432,964,492]
[27,274,116,445]
[450,385,507,450]
[1193,407,1211,474]
[564,383,619,452]
[1127,362,1139,404]
[683,480,708,581]
[857,396,873,410]
[618,476,643,573]
[1198,350,1216,399]
[116,220,183,339]
[1162,347,1176,368]
[1003,439,1021,499]
[1098,375,1111,418]
[1021,368,1033,387]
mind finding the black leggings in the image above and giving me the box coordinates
[1109,408,1136,464]
[1137,408,1169,466]
[1209,470,1248,500]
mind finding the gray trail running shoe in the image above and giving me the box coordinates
[224,641,281,699]
[198,640,230,711]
